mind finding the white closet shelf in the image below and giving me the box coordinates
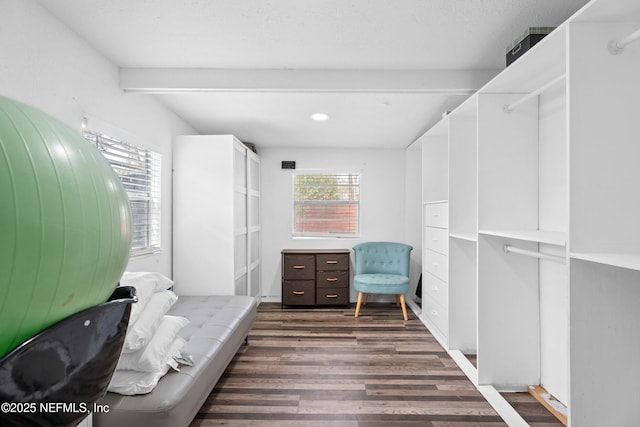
[479,229,566,246]
[570,252,640,271]
[449,232,478,243]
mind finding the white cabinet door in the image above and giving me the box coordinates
[173,135,259,298]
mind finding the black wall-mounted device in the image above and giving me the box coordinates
[281,161,296,169]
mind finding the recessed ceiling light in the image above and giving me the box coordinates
[311,113,329,121]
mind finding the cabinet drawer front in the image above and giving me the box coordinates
[424,226,448,255]
[282,280,315,305]
[422,294,448,338]
[424,202,448,228]
[317,270,349,288]
[316,287,349,305]
[425,249,448,282]
[316,254,350,271]
[423,272,448,309]
[283,254,315,279]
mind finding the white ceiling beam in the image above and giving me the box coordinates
[120,68,498,94]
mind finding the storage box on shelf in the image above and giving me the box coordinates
[505,27,555,66]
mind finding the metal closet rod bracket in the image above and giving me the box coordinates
[608,27,640,55]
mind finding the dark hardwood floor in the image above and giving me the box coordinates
[191,302,561,426]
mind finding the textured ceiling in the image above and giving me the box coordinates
[37,0,591,148]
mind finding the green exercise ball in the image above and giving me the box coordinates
[0,96,132,358]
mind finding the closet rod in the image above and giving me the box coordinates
[503,245,565,263]
[609,27,640,55]
[503,74,566,113]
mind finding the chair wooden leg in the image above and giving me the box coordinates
[395,295,400,307]
[399,294,408,321]
[363,293,368,305]
[355,292,363,318]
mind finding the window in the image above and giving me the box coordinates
[84,131,162,255]
[293,173,360,237]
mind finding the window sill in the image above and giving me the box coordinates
[129,248,162,258]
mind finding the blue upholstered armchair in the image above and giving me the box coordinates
[352,242,413,320]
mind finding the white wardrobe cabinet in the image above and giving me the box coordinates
[173,135,261,300]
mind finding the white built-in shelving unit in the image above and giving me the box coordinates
[412,0,640,424]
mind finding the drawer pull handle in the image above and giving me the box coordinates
[432,238,438,242]
[292,291,305,295]
[326,278,338,282]
[326,260,338,264]
[293,265,305,269]
[326,294,338,298]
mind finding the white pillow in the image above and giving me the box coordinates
[117,315,189,373]
[120,271,174,291]
[119,272,175,325]
[108,365,171,395]
[107,336,185,395]
[122,290,178,353]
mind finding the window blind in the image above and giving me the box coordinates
[84,131,162,255]
[293,173,360,237]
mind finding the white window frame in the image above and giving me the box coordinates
[83,131,162,256]
[292,171,360,238]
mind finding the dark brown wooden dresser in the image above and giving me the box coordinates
[281,249,350,307]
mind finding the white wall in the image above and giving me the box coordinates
[260,147,416,302]
[0,0,196,277]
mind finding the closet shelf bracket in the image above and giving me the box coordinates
[503,245,566,264]
[608,27,640,55]
[503,74,566,113]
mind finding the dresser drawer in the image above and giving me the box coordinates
[316,253,349,271]
[423,272,448,309]
[422,294,449,338]
[424,226,448,255]
[317,270,349,288]
[282,280,315,305]
[282,254,315,279]
[424,249,448,282]
[316,287,349,305]
[424,202,448,228]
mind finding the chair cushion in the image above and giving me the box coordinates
[353,273,410,294]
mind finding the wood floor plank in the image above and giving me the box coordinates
[191,303,553,426]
